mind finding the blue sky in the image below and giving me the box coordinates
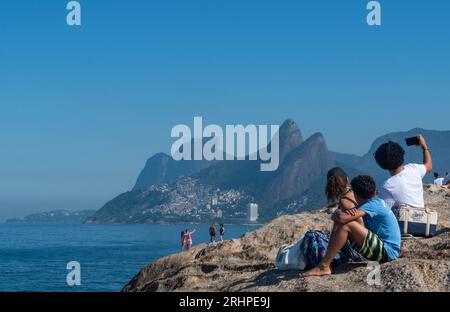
[1,0,449,219]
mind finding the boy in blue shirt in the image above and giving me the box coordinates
[301,175,401,277]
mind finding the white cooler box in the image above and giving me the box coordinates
[394,205,438,237]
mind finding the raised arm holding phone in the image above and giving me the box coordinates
[375,135,433,209]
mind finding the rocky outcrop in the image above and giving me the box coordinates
[123,186,450,292]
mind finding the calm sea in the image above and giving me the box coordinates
[0,223,259,292]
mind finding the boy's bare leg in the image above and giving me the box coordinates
[300,221,368,277]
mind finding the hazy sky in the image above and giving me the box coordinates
[1,0,449,220]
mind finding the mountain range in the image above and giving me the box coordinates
[85,120,450,224]
[332,128,450,184]
[6,210,96,224]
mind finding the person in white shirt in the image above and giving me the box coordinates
[444,181,450,189]
[433,172,448,186]
[374,135,433,209]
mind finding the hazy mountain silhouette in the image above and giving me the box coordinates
[87,119,335,223]
[89,123,450,224]
[194,119,305,192]
[332,128,450,184]
[259,133,334,216]
[133,138,218,190]
[133,152,215,190]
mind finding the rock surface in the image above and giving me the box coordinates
[123,185,450,292]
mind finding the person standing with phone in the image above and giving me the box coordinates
[374,135,433,209]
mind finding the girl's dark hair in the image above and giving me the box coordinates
[434,172,439,178]
[325,167,349,203]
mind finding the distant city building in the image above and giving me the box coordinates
[212,197,218,206]
[247,203,259,223]
[216,209,223,218]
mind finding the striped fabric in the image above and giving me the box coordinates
[351,230,389,263]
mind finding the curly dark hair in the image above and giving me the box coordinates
[325,167,349,203]
[351,175,376,200]
[374,141,405,170]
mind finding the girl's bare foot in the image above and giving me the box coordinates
[300,264,332,277]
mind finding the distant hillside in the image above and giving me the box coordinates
[86,119,336,224]
[6,210,96,224]
[134,119,304,192]
[133,139,217,190]
[332,128,450,184]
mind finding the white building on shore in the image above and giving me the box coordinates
[247,203,259,223]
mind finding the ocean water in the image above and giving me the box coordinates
[0,223,259,292]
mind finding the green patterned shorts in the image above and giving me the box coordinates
[351,230,389,263]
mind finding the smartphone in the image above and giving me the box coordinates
[405,137,420,146]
